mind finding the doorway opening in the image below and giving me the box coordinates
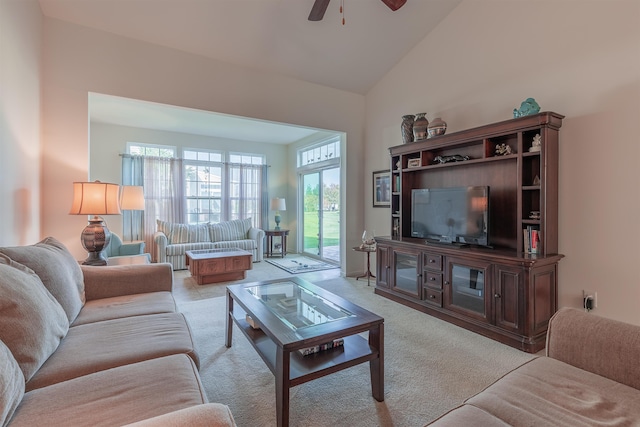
[298,138,341,264]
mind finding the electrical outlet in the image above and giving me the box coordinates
[582,290,597,310]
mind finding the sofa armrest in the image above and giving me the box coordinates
[546,307,640,390]
[154,231,168,263]
[122,403,236,427]
[248,227,265,262]
[81,263,173,301]
[119,241,146,256]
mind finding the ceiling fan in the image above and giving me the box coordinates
[308,0,407,21]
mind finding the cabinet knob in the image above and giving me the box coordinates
[430,294,436,299]
[494,293,501,298]
[430,277,436,281]
[444,281,449,286]
[429,259,435,263]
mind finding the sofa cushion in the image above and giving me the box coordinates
[428,404,510,426]
[465,356,640,426]
[0,254,69,382]
[11,355,207,427]
[123,403,237,427]
[547,307,640,390]
[26,312,198,391]
[212,240,257,252]
[157,220,190,244]
[209,218,251,242]
[0,340,25,427]
[0,237,85,323]
[188,223,212,243]
[72,292,177,326]
[166,242,216,257]
[157,220,211,245]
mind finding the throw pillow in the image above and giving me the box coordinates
[156,220,190,245]
[0,237,85,323]
[188,223,211,243]
[209,218,251,242]
[0,340,25,426]
[0,254,69,382]
[0,341,24,426]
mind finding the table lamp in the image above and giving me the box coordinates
[69,181,121,265]
[120,185,145,241]
[270,198,286,230]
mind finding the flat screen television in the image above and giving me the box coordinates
[411,186,490,247]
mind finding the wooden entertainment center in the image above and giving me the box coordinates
[375,112,564,353]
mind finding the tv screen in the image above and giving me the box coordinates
[411,186,490,247]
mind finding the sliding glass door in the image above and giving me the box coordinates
[301,167,340,263]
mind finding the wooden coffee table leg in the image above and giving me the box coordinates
[369,323,384,401]
[275,348,291,427]
[225,292,233,348]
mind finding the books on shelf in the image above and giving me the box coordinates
[298,338,344,357]
[523,225,541,254]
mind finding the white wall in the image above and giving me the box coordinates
[364,0,640,324]
[0,0,42,246]
[41,18,366,273]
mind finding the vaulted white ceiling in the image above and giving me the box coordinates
[39,0,460,95]
[39,0,461,142]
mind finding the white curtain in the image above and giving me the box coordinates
[121,155,143,242]
[225,163,268,229]
[123,155,185,261]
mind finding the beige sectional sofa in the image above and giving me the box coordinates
[154,218,265,270]
[429,307,640,426]
[0,237,236,427]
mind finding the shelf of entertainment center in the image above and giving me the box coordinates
[400,152,517,172]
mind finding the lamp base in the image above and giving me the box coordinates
[81,216,111,266]
[274,213,281,231]
[82,251,108,266]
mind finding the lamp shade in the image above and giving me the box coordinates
[120,186,145,210]
[69,181,121,215]
[270,198,286,211]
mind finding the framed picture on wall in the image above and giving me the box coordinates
[373,170,391,208]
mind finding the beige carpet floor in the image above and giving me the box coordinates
[175,262,534,427]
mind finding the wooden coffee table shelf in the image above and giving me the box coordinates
[186,248,252,285]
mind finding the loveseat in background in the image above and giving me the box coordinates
[154,218,264,270]
[0,237,236,426]
[428,307,640,426]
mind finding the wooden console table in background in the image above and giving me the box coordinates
[265,229,289,258]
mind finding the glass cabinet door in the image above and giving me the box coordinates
[445,257,492,322]
[392,250,420,298]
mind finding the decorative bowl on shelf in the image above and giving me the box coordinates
[427,117,447,138]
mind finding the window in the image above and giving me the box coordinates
[184,149,265,226]
[128,142,176,158]
[184,149,224,224]
[298,137,340,167]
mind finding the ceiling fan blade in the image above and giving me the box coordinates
[308,0,331,21]
[381,0,407,11]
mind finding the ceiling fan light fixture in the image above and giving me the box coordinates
[382,0,407,11]
[308,0,406,22]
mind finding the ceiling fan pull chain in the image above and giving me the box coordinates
[341,0,345,25]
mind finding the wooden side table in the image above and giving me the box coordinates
[352,246,376,286]
[265,229,289,258]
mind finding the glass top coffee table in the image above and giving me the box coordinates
[225,277,384,427]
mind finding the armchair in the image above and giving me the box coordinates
[105,233,151,262]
